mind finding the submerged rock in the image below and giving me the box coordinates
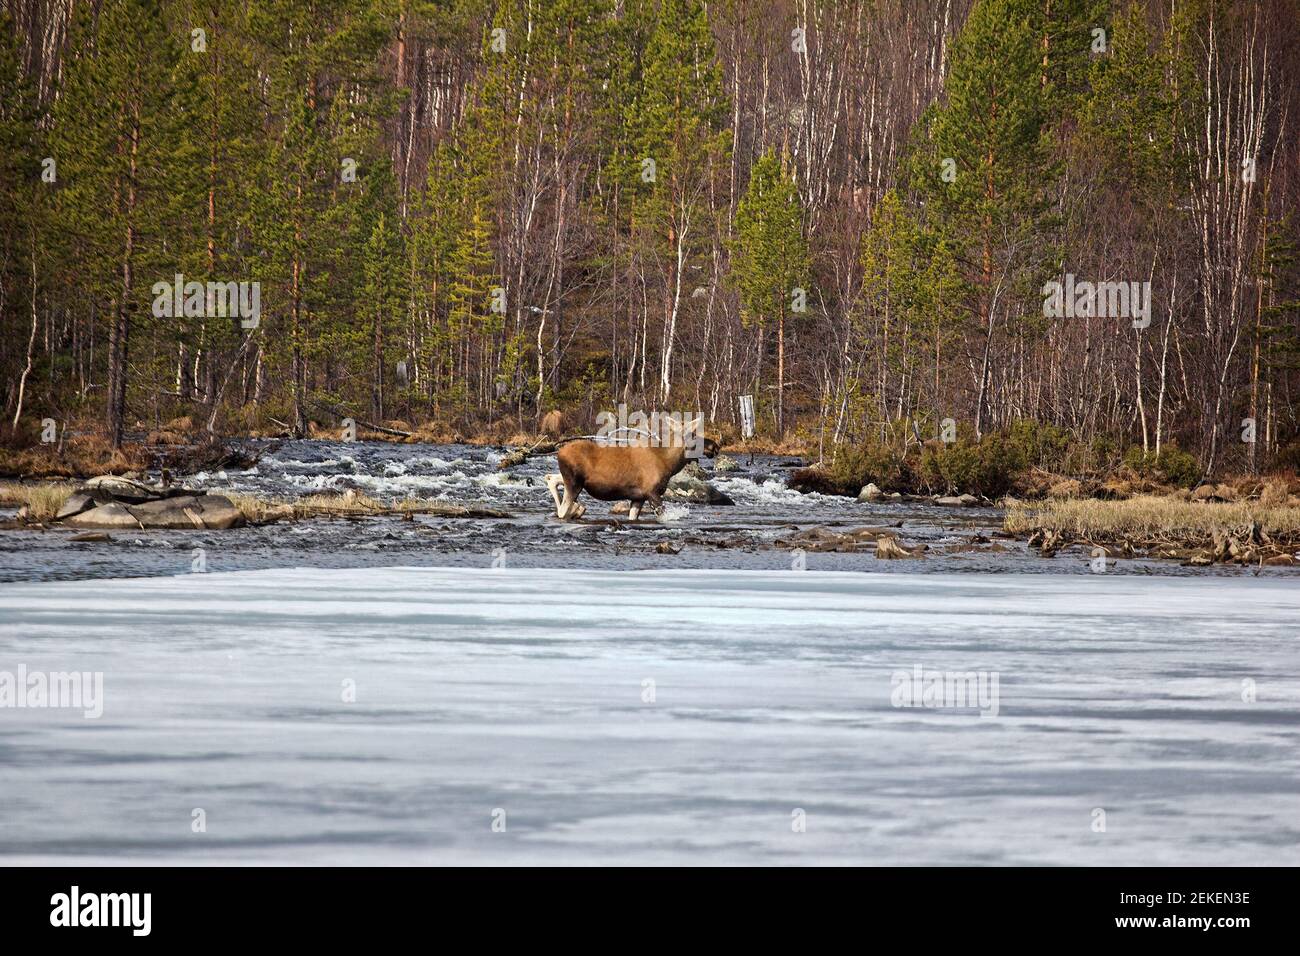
[666,474,734,505]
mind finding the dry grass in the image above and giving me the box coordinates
[1005,494,1300,543]
[0,435,150,479]
[0,481,77,520]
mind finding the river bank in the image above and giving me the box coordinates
[1,439,1298,582]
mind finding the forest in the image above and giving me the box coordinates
[1,0,1298,479]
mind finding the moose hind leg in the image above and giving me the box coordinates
[559,475,585,520]
[545,474,565,517]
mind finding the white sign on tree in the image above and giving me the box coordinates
[739,394,755,439]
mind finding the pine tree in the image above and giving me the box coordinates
[907,0,1060,438]
[52,0,191,446]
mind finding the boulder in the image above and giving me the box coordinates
[82,475,162,504]
[127,495,245,530]
[934,495,972,507]
[958,493,979,506]
[62,494,244,530]
[857,483,884,502]
[64,502,142,529]
[55,492,97,520]
[714,455,739,473]
[666,474,734,505]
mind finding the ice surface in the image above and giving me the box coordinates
[1,566,1297,865]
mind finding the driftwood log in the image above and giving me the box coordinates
[306,398,413,438]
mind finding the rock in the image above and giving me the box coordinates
[934,496,965,507]
[655,541,683,555]
[667,474,734,505]
[1191,484,1218,502]
[958,493,979,506]
[64,502,143,529]
[82,475,163,504]
[55,492,96,520]
[1262,554,1295,566]
[63,495,245,530]
[681,461,708,480]
[610,501,631,514]
[68,532,112,542]
[857,482,883,502]
[714,455,739,473]
[14,505,29,521]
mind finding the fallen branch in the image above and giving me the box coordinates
[306,398,413,438]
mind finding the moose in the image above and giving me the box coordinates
[545,415,719,521]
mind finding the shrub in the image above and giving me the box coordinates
[1123,443,1201,488]
[827,441,906,493]
[919,435,1027,497]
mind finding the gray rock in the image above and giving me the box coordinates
[666,474,735,505]
[82,475,163,504]
[128,495,245,530]
[857,482,884,502]
[714,455,740,473]
[958,493,979,506]
[64,502,143,529]
[56,492,97,520]
[62,495,244,530]
[934,496,966,507]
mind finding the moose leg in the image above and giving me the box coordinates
[628,500,643,521]
[546,474,585,518]
[558,472,585,520]
[545,474,565,516]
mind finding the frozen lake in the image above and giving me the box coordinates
[1,566,1297,864]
